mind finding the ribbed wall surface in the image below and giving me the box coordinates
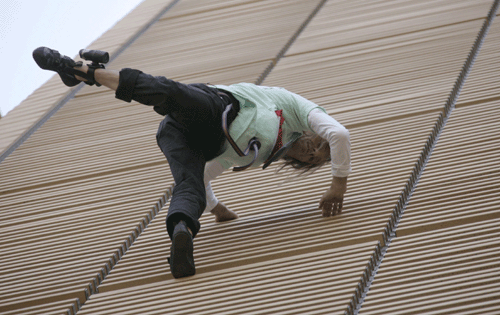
[0,0,498,314]
[359,13,500,315]
[80,242,381,315]
[0,0,322,314]
[0,0,171,158]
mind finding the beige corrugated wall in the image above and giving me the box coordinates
[0,0,498,314]
[0,0,173,159]
[359,8,500,314]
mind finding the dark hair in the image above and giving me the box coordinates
[279,132,330,174]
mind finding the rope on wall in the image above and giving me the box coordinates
[345,1,500,314]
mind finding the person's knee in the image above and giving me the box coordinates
[156,119,168,144]
[155,116,182,148]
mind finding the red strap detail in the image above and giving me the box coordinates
[267,110,285,159]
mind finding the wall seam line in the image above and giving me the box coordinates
[254,0,328,85]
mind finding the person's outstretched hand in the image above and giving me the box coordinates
[319,176,347,217]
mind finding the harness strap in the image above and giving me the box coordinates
[221,102,261,172]
[262,132,301,170]
[221,97,301,171]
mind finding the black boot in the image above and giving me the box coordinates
[33,47,106,87]
[33,47,82,87]
[168,221,196,278]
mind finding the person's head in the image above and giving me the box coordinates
[282,132,330,173]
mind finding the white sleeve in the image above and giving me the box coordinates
[308,108,351,177]
[203,160,227,213]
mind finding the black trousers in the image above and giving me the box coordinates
[115,68,239,239]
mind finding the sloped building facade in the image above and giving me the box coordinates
[0,1,499,314]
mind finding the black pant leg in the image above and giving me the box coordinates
[115,68,177,107]
[156,116,206,239]
[116,69,222,119]
[114,68,240,239]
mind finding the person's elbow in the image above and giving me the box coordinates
[328,125,350,146]
[339,126,350,142]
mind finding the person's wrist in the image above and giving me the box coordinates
[332,176,347,184]
[331,176,347,192]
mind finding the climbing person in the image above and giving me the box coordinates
[33,46,351,278]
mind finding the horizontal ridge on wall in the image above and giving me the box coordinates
[345,0,500,314]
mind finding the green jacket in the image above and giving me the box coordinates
[213,83,326,169]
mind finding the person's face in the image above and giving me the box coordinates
[286,136,329,165]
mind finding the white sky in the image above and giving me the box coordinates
[0,0,145,117]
